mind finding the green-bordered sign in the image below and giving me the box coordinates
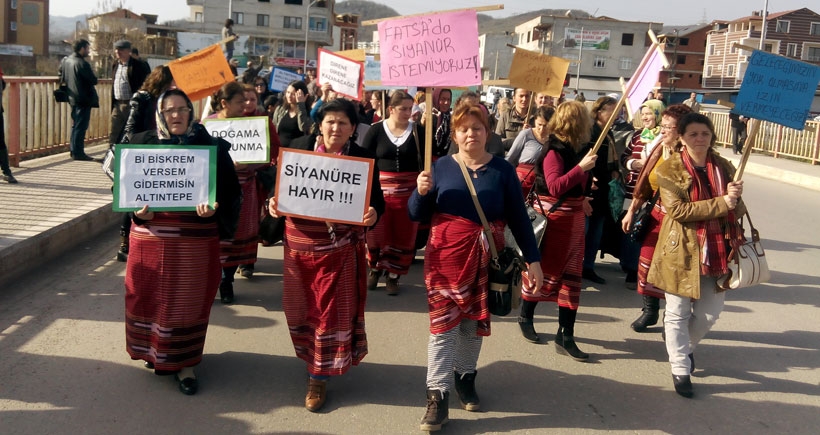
[202,116,271,164]
[113,144,217,212]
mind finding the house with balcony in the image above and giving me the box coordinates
[185,0,334,69]
[332,13,358,52]
[702,7,820,97]
[86,8,148,76]
[511,15,663,98]
[658,22,722,103]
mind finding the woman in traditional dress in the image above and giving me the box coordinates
[647,113,744,397]
[364,90,385,124]
[268,98,384,412]
[620,99,665,288]
[361,90,422,295]
[505,105,555,196]
[517,101,596,358]
[430,88,453,158]
[272,80,312,148]
[125,89,241,395]
[409,103,543,432]
[621,104,692,331]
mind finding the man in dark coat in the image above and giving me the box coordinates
[58,39,99,161]
[110,39,151,144]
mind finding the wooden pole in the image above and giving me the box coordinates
[525,91,534,126]
[734,118,760,181]
[424,88,434,171]
[361,4,504,26]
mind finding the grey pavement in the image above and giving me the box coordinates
[1,145,820,434]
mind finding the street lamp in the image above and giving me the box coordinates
[304,0,321,69]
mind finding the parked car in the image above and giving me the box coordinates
[481,86,514,110]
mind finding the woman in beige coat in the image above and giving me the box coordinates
[647,113,745,398]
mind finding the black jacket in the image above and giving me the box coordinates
[59,53,99,108]
[111,58,151,108]
[120,91,156,144]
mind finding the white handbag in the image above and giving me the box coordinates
[718,211,770,290]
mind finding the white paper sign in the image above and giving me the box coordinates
[113,145,216,212]
[203,117,270,163]
[275,148,373,225]
[317,48,363,100]
[269,67,304,92]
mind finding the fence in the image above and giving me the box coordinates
[3,77,210,167]
[705,111,820,165]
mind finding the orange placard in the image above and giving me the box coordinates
[168,44,234,102]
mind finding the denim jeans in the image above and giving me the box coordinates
[70,105,92,157]
[583,214,605,270]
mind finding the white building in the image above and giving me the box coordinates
[510,15,663,98]
[479,33,516,81]
[185,0,334,68]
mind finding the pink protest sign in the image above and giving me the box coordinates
[378,10,481,87]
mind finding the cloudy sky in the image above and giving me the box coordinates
[53,0,810,26]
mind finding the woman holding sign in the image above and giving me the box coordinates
[646,113,744,398]
[272,80,312,148]
[268,98,384,412]
[361,90,423,295]
[125,88,241,396]
[408,103,543,432]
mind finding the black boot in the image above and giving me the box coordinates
[219,279,234,304]
[419,389,449,431]
[454,371,480,411]
[518,300,539,343]
[1,148,17,184]
[117,234,129,262]
[631,295,660,332]
[555,327,589,361]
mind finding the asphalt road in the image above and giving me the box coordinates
[1,173,819,434]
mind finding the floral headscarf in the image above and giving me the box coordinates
[639,99,665,143]
[155,89,196,144]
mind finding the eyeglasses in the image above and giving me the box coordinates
[161,107,191,116]
[255,83,266,87]
[660,124,677,131]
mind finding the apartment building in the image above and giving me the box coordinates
[0,0,48,59]
[658,23,718,102]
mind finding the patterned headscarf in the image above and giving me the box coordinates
[155,89,196,144]
[639,99,665,143]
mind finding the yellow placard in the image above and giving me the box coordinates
[168,44,234,102]
[508,48,570,98]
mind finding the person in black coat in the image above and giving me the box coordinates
[58,39,99,160]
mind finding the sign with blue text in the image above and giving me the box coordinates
[275,148,373,225]
[269,67,304,92]
[734,50,820,130]
[113,144,216,212]
[203,116,270,163]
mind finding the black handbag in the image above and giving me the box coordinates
[455,155,521,316]
[53,85,70,103]
[627,190,660,244]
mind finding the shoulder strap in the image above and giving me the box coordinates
[413,123,422,171]
[454,154,499,260]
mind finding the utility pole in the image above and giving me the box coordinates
[759,0,769,50]
[576,26,584,92]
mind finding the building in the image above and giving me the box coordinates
[141,14,178,68]
[0,0,48,73]
[86,8,148,75]
[478,32,516,81]
[185,0,334,69]
[703,8,820,91]
[332,12,358,52]
[657,23,718,103]
[510,15,663,98]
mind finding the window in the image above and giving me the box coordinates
[786,43,797,57]
[621,33,634,46]
[730,44,737,54]
[257,14,269,27]
[231,12,244,25]
[10,22,16,31]
[726,64,735,77]
[309,17,328,32]
[593,56,606,68]
[708,44,715,55]
[764,43,773,52]
[706,65,713,77]
[807,47,820,62]
[194,12,203,23]
[11,0,17,9]
[679,37,690,46]
[258,0,270,2]
[619,57,631,70]
[811,22,820,36]
[676,55,686,65]
[776,20,790,33]
[284,16,302,30]
[276,40,305,59]
[284,0,303,4]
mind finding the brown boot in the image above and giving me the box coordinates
[367,269,381,290]
[385,274,400,296]
[419,389,449,431]
[305,378,327,412]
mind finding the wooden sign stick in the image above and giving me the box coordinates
[424,88,434,171]
[734,118,760,182]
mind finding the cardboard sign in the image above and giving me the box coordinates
[734,50,820,130]
[275,148,373,225]
[269,67,304,92]
[508,48,570,97]
[113,145,216,212]
[202,117,270,164]
[378,10,481,87]
[335,49,366,62]
[317,48,363,100]
[168,44,234,102]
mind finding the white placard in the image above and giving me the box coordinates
[317,48,363,100]
[269,67,305,92]
[203,117,270,164]
[275,148,373,225]
[114,145,215,212]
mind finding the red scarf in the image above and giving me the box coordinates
[680,148,741,276]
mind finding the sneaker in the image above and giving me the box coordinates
[3,173,17,184]
[239,265,254,279]
[454,371,480,411]
[419,389,449,431]
[367,269,381,290]
[305,378,327,412]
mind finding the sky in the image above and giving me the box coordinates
[52,0,812,26]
